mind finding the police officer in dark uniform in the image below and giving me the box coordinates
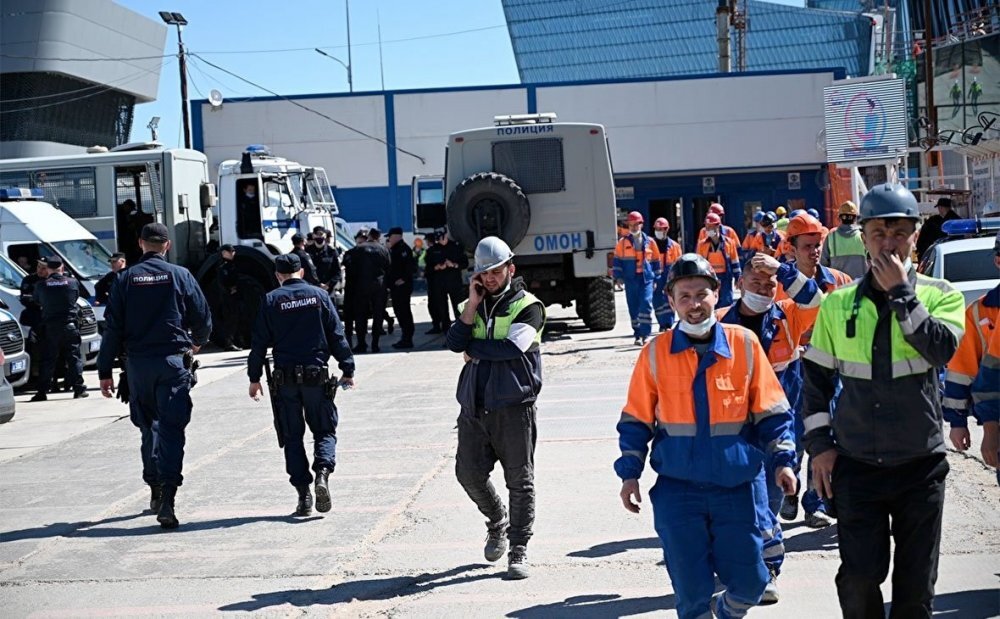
[345,228,391,353]
[98,223,213,530]
[386,227,417,349]
[247,253,355,516]
[216,244,242,351]
[306,228,341,293]
[425,227,468,333]
[31,257,88,402]
[341,229,369,347]
[290,233,319,285]
[19,258,48,333]
[94,253,126,306]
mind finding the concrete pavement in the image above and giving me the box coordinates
[0,292,998,618]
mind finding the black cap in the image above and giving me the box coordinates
[291,233,305,245]
[109,252,126,261]
[274,253,301,274]
[434,226,447,236]
[140,222,170,243]
[936,197,953,208]
[312,225,326,234]
[387,226,404,236]
[354,228,368,239]
[44,256,63,269]
[220,244,235,252]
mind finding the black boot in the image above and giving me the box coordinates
[30,392,47,402]
[295,485,313,516]
[371,338,380,354]
[314,469,332,513]
[149,485,163,513]
[73,386,89,399]
[157,485,179,529]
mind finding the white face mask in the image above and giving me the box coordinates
[741,291,774,314]
[655,230,668,240]
[679,314,716,338]
[902,256,913,272]
[707,229,719,239]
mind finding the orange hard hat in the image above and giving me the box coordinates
[653,217,669,229]
[709,203,725,216]
[704,213,722,226]
[627,211,644,224]
[785,213,826,238]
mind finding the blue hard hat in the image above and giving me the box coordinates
[789,209,806,219]
[752,211,765,223]
[807,208,820,218]
[760,212,777,226]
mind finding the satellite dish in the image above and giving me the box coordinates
[209,89,224,108]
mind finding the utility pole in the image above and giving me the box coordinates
[377,7,385,91]
[159,12,191,149]
[716,0,731,73]
[923,0,936,140]
[346,0,354,92]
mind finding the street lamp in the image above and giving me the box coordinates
[159,11,191,149]
[147,116,160,142]
[315,48,353,93]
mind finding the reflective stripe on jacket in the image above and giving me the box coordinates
[972,323,1000,424]
[944,286,999,426]
[613,233,662,283]
[696,235,741,278]
[614,323,795,487]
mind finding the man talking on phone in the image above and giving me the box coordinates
[801,183,965,618]
[446,236,545,580]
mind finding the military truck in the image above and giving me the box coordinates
[441,113,617,330]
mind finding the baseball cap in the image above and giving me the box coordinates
[140,222,170,243]
[387,226,404,236]
[290,233,305,244]
[44,256,63,269]
[220,244,235,252]
[109,252,126,262]
[274,253,301,274]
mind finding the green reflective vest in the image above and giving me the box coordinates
[806,274,966,380]
[461,290,545,343]
[825,227,866,258]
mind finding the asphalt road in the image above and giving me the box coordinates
[1,293,998,618]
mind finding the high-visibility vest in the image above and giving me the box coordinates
[462,290,545,343]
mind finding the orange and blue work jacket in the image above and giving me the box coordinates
[696,235,741,279]
[654,237,683,290]
[698,224,739,244]
[742,229,783,258]
[614,324,796,487]
[613,233,662,284]
[944,285,999,427]
[776,262,852,345]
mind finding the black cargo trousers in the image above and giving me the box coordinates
[455,404,537,547]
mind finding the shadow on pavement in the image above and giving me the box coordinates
[567,537,660,558]
[883,588,1000,618]
[782,523,839,553]
[507,593,676,618]
[218,563,494,612]
[1,513,321,542]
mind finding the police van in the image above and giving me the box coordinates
[438,113,618,331]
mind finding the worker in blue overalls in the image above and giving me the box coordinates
[613,211,661,346]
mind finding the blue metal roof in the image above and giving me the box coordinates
[502,0,873,82]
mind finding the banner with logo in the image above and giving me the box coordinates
[824,78,908,164]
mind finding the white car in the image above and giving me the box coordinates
[0,308,29,388]
[919,233,1000,306]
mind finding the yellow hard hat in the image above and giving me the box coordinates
[838,200,859,216]
[775,206,787,216]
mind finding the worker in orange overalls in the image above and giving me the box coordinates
[698,202,739,244]
[617,253,797,619]
[613,211,661,345]
[697,213,741,307]
[743,211,783,260]
[944,230,1000,480]
[652,217,683,331]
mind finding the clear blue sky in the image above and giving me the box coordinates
[120,0,804,147]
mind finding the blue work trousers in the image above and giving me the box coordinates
[650,475,768,619]
[137,422,160,486]
[653,279,674,330]
[758,466,786,575]
[276,383,338,487]
[717,272,734,308]
[127,354,193,487]
[623,279,654,338]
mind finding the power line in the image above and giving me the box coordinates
[190,54,425,164]
[1,60,173,113]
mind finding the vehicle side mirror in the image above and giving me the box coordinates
[200,183,217,213]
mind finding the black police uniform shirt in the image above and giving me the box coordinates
[97,252,212,379]
[344,243,391,294]
[425,241,468,286]
[218,258,240,291]
[19,273,43,326]
[94,270,118,305]
[34,273,81,323]
[291,247,319,285]
[246,278,355,383]
[307,242,341,289]
[388,241,417,286]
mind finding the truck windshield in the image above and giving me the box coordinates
[47,239,112,280]
[0,254,25,289]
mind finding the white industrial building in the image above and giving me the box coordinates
[194,68,844,250]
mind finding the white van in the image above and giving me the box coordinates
[0,188,112,319]
[0,252,101,368]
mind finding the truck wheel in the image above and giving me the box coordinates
[579,277,616,331]
[446,172,530,250]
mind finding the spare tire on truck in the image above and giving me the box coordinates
[579,277,616,331]
[446,172,530,249]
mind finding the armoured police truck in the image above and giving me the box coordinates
[442,113,617,330]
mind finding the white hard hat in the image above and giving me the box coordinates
[473,236,514,274]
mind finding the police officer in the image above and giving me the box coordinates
[341,229,369,347]
[247,253,355,516]
[290,233,319,285]
[216,244,242,351]
[343,229,391,353]
[386,227,417,349]
[30,257,88,402]
[306,228,341,294]
[425,227,468,332]
[98,223,213,530]
[95,253,126,306]
[18,258,48,335]
[446,237,545,580]
[802,184,966,617]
